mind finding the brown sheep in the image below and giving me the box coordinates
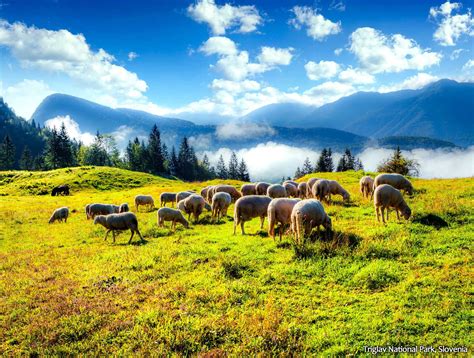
[214,184,242,202]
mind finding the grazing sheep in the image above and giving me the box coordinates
[241,183,257,196]
[372,173,414,197]
[160,192,177,207]
[212,192,232,222]
[214,184,242,202]
[200,186,211,200]
[283,182,298,198]
[157,207,189,231]
[327,180,350,202]
[291,199,332,245]
[49,207,69,224]
[374,184,412,224]
[267,184,287,198]
[267,198,301,241]
[177,199,188,214]
[119,203,129,213]
[51,184,70,196]
[255,182,271,196]
[360,176,374,198]
[206,186,217,203]
[283,180,299,187]
[88,203,119,219]
[297,182,308,199]
[94,212,144,244]
[233,195,272,235]
[306,177,320,197]
[313,180,330,202]
[183,194,207,222]
[135,195,155,212]
[176,191,194,203]
[85,204,91,219]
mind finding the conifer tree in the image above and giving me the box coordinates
[302,157,313,175]
[294,166,303,179]
[147,124,165,174]
[216,154,227,179]
[0,134,16,170]
[228,151,239,179]
[169,146,179,176]
[19,146,33,170]
[377,146,419,176]
[237,158,250,181]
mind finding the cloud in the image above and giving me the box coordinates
[2,79,53,119]
[303,81,356,102]
[199,37,293,81]
[429,1,474,46]
[187,0,262,35]
[334,48,343,56]
[0,20,148,101]
[349,27,442,73]
[305,60,341,80]
[450,48,466,60]
[290,6,341,41]
[329,1,346,12]
[44,115,95,145]
[210,79,261,94]
[128,52,138,61]
[378,73,440,92]
[338,67,375,84]
[359,146,474,178]
[215,121,276,140]
[462,58,474,70]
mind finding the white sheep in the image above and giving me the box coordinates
[211,191,232,222]
[160,192,177,207]
[183,194,207,222]
[313,180,330,202]
[255,182,271,196]
[283,180,299,188]
[134,195,155,212]
[372,173,414,198]
[206,186,216,203]
[93,212,144,243]
[157,207,189,231]
[88,203,119,219]
[267,198,301,241]
[241,183,257,196]
[306,177,321,198]
[291,199,332,245]
[176,191,194,203]
[214,184,242,202]
[297,182,308,199]
[233,195,272,235]
[200,186,211,200]
[267,184,287,198]
[327,180,350,202]
[49,207,69,224]
[119,203,129,213]
[283,182,298,198]
[359,176,374,198]
[374,184,412,223]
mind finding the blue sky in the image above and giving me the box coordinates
[0,0,473,122]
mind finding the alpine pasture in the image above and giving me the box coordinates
[0,166,472,355]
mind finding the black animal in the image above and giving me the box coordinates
[51,185,70,196]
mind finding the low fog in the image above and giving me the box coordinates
[200,142,474,182]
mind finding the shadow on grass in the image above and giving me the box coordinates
[293,231,363,260]
[413,213,449,229]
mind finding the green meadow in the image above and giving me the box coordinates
[0,166,472,355]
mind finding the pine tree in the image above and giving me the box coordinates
[377,146,419,176]
[216,154,227,179]
[325,148,334,172]
[302,157,313,175]
[315,148,328,172]
[0,134,16,170]
[237,158,250,181]
[147,124,165,174]
[177,137,198,181]
[44,127,61,169]
[85,131,109,166]
[169,146,179,177]
[228,151,239,179]
[294,166,302,179]
[19,146,33,170]
[57,122,74,167]
[354,158,364,171]
[126,137,144,171]
[162,143,169,172]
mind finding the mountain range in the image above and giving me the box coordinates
[27,79,473,150]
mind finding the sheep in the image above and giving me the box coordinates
[157,207,189,231]
[241,183,257,196]
[177,199,188,214]
[359,176,374,198]
[135,195,155,212]
[51,184,70,196]
[85,204,91,219]
[267,184,287,198]
[160,192,177,207]
[306,177,321,198]
[267,198,301,241]
[88,203,120,219]
[183,194,207,222]
[119,203,129,213]
[313,179,330,202]
[206,186,217,203]
[200,186,211,200]
[255,182,271,196]
[283,182,298,198]
[49,207,69,224]
[212,192,232,222]
[283,180,298,188]
[94,212,144,244]
[233,195,272,235]
[327,180,350,202]
[291,199,332,245]
[297,182,308,199]
[176,191,194,203]
[374,184,411,224]
[372,173,414,197]
[214,184,242,202]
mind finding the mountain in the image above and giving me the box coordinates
[240,102,316,127]
[243,80,474,146]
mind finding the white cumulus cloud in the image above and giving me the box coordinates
[2,79,53,119]
[187,0,263,35]
[338,67,375,84]
[305,60,341,80]
[44,115,95,145]
[290,6,341,41]
[349,27,442,74]
[429,1,474,46]
[378,73,440,93]
[215,121,276,140]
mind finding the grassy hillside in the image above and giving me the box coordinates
[0,167,472,355]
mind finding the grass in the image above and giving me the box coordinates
[0,167,472,355]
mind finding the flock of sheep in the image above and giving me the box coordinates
[48,173,414,245]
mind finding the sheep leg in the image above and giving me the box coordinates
[112,230,116,243]
[260,216,265,230]
[240,221,245,235]
[386,209,390,221]
[376,207,380,222]
[128,230,135,244]
[137,229,144,242]
[381,207,386,224]
[396,210,400,221]
[233,218,238,235]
